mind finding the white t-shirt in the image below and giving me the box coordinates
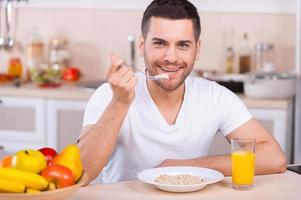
[82,73,252,184]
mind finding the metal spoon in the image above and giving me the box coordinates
[133,67,169,80]
[119,62,169,80]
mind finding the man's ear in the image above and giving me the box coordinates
[138,35,145,57]
[195,40,201,61]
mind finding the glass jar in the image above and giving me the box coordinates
[26,29,45,81]
[255,43,274,72]
[48,38,71,72]
[8,57,22,78]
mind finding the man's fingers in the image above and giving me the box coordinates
[118,70,135,85]
[116,66,131,78]
[109,68,135,86]
[127,76,138,88]
[109,53,126,74]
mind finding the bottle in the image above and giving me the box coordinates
[225,47,235,73]
[224,27,235,73]
[48,38,71,73]
[26,28,45,81]
[238,33,251,74]
[255,42,274,72]
[8,57,22,79]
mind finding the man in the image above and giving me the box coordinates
[78,0,286,184]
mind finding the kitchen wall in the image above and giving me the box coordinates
[0,8,296,80]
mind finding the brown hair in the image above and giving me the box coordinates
[141,0,201,40]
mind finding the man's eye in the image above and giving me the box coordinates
[153,41,165,47]
[178,43,190,49]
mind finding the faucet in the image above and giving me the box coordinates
[0,0,28,50]
[128,35,136,68]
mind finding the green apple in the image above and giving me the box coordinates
[12,150,47,174]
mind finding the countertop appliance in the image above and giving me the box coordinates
[287,164,301,175]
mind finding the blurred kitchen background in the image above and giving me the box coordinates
[0,0,300,164]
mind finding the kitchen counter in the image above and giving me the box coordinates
[0,83,94,101]
[0,83,292,109]
[72,171,301,200]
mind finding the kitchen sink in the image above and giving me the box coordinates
[76,80,107,89]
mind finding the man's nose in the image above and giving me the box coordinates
[164,46,178,63]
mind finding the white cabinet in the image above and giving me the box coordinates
[47,99,87,151]
[209,100,294,163]
[249,108,293,162]
[0,96,87,153]
[0,96,47,153]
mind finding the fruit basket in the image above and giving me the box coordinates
[0,145,87,200]
[0,171,88,200]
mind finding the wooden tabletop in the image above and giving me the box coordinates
[72,171,301,200]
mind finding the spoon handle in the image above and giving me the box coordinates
[120,64,166,80]
[133,67,164,80]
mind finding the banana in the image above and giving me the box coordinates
[26,188,41,193]
[0,176,26,193]
[0,167,48,190]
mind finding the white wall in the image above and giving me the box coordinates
[17,0,296,14]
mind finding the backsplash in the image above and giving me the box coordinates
[0,8,296,80]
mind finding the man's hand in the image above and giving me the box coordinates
[107,53,137,105]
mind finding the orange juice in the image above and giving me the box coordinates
[231,151,255,185]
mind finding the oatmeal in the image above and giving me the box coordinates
[155,174,205,185]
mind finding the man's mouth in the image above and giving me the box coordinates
[160,67,180,73]
[151,62,186,79]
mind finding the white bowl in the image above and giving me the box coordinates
[244,73,297,99]
[138,167,224,193]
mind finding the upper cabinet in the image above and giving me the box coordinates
[17,0,297,14]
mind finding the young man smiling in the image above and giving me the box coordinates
[78,0,286,184]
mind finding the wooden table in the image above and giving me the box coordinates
[72,171,301,200]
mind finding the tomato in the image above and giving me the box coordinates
[41,165,75,189]
[63,67,81,81]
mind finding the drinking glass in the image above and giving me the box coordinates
[231,138,256,190]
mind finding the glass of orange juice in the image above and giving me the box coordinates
[231,138,255,190]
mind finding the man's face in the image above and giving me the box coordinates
[139,17,200,91]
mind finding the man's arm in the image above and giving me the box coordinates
[159,118,287,175]
[77,54,137,183]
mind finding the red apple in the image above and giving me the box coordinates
[41,165,75,189]
[39,147,58,165]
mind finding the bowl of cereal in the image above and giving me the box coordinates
[137,166,224,193]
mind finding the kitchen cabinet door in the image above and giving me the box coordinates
[47,99,87,151]
[250,108,293,163]
[0,96,47,153]
[208,104,293,163]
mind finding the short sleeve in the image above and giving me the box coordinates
[215,84,253,136]
[82,83,113,127]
